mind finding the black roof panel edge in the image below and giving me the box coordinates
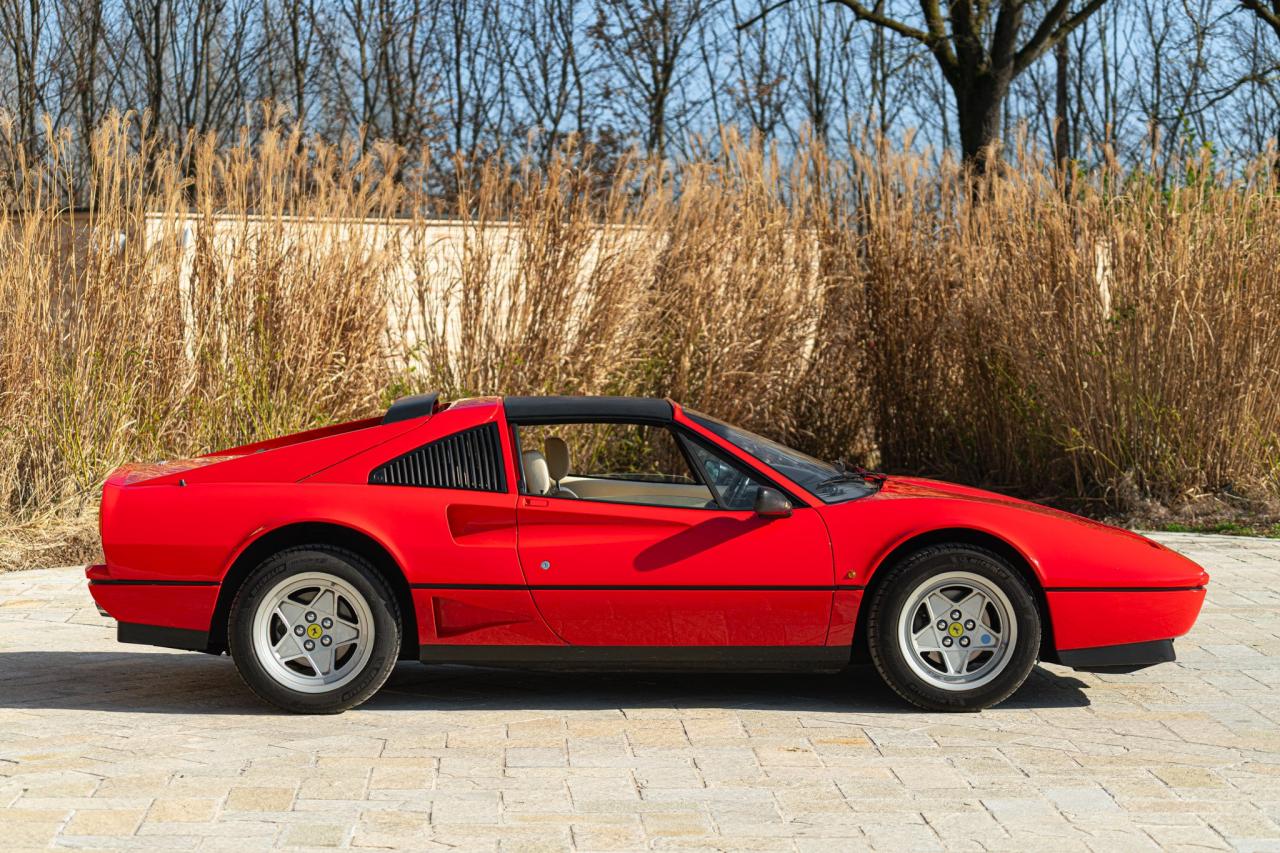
[383,392,441,424]
[502,396,673,422]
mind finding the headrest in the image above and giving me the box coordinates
[544,437,571,482]
[521,450,550,495]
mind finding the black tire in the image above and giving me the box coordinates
[866,544,1040,712]
[227,545,401,714]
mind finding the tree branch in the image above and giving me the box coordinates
[1241,0,1280,41]
[1013,0,1107,75]
[829,0,931,44]
[734,0,798,31]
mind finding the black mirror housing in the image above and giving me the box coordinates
[753,487,792,518]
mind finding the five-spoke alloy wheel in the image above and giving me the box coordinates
[867,544,1040,711]
[229,546,401,714]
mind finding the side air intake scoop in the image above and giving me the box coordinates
[383,392,441,424]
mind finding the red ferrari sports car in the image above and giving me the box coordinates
[88,394,1208,713]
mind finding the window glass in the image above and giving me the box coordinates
[518,423,693,482]
[516,422,714,509]
[685,409,876,504]
[683,440,769,510]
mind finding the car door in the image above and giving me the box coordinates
[513,422,835,647]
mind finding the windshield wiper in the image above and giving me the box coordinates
[815,472,868,489]
[822,459,887,487]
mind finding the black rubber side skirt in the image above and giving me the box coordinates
[1055,639,1176,674]
[118,622,211,653]
[419,644,851,672]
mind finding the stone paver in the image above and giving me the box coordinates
[0,532,1278,851]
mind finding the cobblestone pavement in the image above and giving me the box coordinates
[0,532,1278,851]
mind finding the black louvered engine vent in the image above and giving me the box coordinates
[368,423,507,492]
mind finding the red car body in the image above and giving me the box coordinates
[88,395,1208,675]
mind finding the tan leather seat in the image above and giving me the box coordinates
[521,450,550,495]
[543,437,578,498]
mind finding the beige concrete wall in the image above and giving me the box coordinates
[136,212,667,368]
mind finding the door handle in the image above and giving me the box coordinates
[523,497,549,507]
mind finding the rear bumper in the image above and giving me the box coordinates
[86,564,218,650]
[117,622,211,652]
[1055,638,1176,673]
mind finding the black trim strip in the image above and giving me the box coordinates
[410,583,862,591]
[91,579,219,587]
[504,396,673,423]
[1055,639,1175,673]
[1044,585,1205,593]
[412,583,525,590]
[419,643,850,670]
[118,622,210,651]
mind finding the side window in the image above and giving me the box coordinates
[369,423,507,492]
[683,439,769,510]
[515,422,713,509]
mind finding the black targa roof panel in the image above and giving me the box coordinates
[503,396,673,422]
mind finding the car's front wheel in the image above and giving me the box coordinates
[866,544,1041,711]
[228,546,401,713]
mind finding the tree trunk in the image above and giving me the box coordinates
[1054,37,1070,169]
[954,73,1008,169]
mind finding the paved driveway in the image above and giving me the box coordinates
[0,532,1278,851]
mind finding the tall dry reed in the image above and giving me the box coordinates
[0,117,400,524]
[1,114,1278,562]
[857,150,1280,505]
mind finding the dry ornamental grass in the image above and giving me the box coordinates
[1,115,1278,567]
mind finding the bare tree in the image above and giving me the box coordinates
[437,0,507,157]
[726,0,792,140]
[258,0,321,125]
[1238,1,1280,157]
[121,0,171,134]
[0,0,50,160]
[500,0,592,162]
[1017,25,1079,165]
[168,0,260,136]
[55,0,110,156]
[378,0,444,146]
[3,0,1280,185]
[590,0,713,155]
[332,0,385,141]
[1242,0,1280,40]
[744,0,1109,165]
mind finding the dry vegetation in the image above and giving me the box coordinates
[2,115,1279,567]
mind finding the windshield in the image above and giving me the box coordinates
[684,410,877,504]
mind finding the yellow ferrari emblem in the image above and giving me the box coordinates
[948,622,964,638]
[306,624,323,639]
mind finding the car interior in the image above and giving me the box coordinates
[515,422,766,510]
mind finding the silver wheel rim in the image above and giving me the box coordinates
[251,571,375,694]
[897,570,1017,692]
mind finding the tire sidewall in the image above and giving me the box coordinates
[228,547,400,714]
[869,545,1041,711]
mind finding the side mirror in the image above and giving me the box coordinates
[754,487,792,518]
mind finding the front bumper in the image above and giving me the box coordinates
[1046,586,1206,652]
[1055,638,1176,673]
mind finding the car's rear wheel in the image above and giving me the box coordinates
[866,544,1040,711]
[228,546,400,714]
